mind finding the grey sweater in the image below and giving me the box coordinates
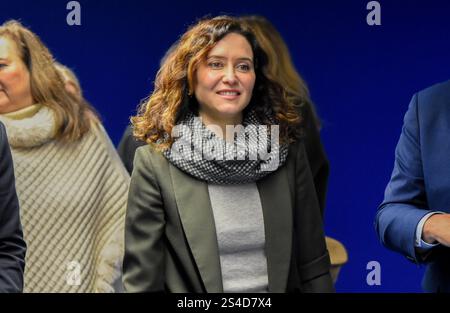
[207,183,269,293]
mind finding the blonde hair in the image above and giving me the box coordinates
[132,16,302,151]
[0,20,98,142]
[241,16,321,129]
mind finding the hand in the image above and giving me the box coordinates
[423,213,450,246]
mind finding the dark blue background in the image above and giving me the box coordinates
[3,0,450,292]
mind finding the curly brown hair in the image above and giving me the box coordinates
[132,15,302,151]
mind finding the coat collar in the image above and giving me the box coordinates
[169,163,292,293]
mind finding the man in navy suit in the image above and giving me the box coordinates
[376,80,450,292]
[0,121,26,292]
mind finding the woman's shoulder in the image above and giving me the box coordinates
[83,120,130,179]
[134,142,161,156]
[134,144,169,170]
[85,120,110,144]
[286,140,305,160]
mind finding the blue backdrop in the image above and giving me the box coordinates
[3,0,450,292]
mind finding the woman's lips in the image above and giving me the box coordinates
[216,90,241,100]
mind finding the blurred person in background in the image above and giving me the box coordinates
[54,62,83,102]
[0,20,129,292]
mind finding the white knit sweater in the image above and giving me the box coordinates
[0,105,130,292]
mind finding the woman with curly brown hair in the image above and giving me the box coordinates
[123,16,334,293]
[0,20,129,292]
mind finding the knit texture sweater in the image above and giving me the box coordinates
[207,183,269,292]
[0,105,129,292]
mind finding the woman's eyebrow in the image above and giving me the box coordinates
[207,55,253,62]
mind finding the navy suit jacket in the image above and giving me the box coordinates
[0,121,26,292]
[376,80,450,292]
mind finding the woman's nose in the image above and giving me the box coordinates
[222,67,238,85]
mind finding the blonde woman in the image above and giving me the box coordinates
[0,20,129,292]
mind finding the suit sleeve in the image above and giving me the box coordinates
[0,123,26,292]
[122,146,166,292]
[375,93,433,263]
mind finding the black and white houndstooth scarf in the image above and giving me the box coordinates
[163,110,288,184]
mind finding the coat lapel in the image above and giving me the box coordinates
[169,161,293,293]
[257,165,293,292]
[169,164,223,292]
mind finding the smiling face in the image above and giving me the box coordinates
[194,32,255,126]
[0,36,33,114]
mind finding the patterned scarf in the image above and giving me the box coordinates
[164,110,288,184]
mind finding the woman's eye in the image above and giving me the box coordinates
[208,62,223,69]
[237,64,251,72]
